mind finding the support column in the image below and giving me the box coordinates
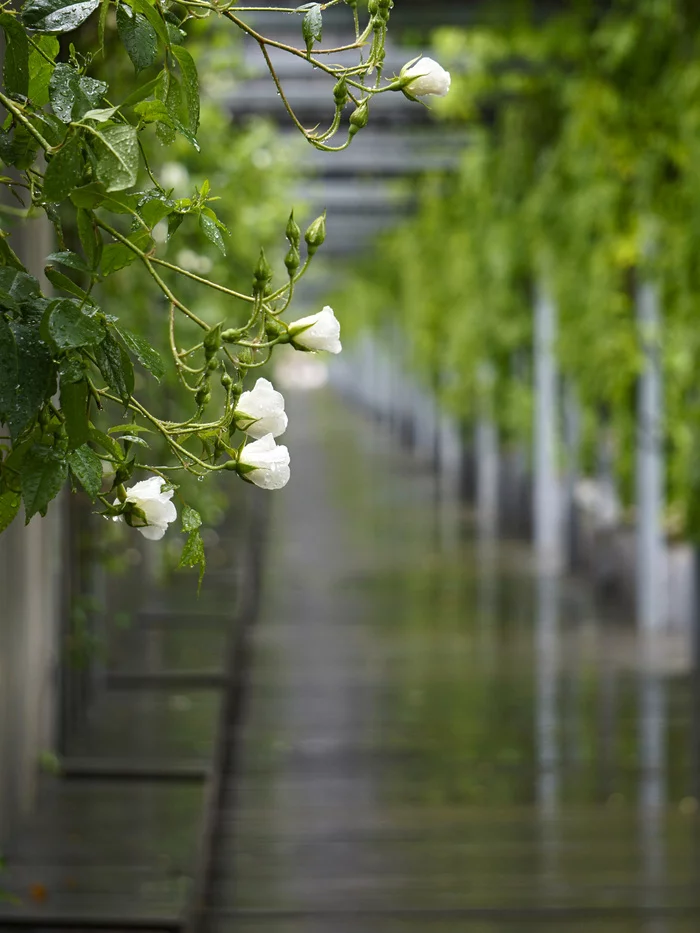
[534,287,561,573]
[476,362,498,539]
[636,277,666,630]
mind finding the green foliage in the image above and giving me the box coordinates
[0,0,410,573]
[336,0,700,538]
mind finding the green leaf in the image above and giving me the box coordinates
[91,123,139,192]
[71,183,137,214]
[46,250,91,273]
[100,229,152,276]
[181,504,201,532]
[21,0,100,34]
[45,266,91,302]
[199,212,226,255]
[47,299,106,349]
[120,73,162,109]
[0,314,18,424]
[81,106,119,122]
[155,68,181,144]
[0,488,21,533]
[115,325,165,379]
[8,320,55,439]
[49,62,107,122]
[0,13,29,97]
[0,124,40,170]
[68,443,102,497]
[0,229,27,272]
[94,331,134,402]
[179,528,205,586]
[137,190,174,227]
[131,0,169,46]
[107,422,152,434]
[21,445,67,522]
[43,136,85,203]
[0,268,40,309]
[89,425,123,460]
[28,36,59,106]
[302,3,322,55]
[117,3,158,73]
[76,208,102,269]
[60,376,89,449]
[171,45,199,134]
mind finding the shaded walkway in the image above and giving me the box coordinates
[206,389,700,932]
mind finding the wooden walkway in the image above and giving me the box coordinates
[197,390,700,933]
[0,493,262,931]
[3,390,700,931]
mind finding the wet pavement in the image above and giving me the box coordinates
[207,388,700,932]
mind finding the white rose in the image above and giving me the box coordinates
[238,434,290,490]
[289,306,342,355]
[113,476,177,540]
[235,377,288,439]
[400,57,451,98]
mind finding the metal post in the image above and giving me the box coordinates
[476,362,498,539]
[636,277,666,630]
[562,380,581,570]
[534,287,561,573]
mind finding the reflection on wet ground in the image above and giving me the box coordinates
[208,389,700,931]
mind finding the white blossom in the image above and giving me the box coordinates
[289,306,342,355]
[235,377,288,439]
[114,476,177,540]
[400,57,451,98]
[238,434,290,490]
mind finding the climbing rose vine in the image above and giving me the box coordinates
[0,0,448,578]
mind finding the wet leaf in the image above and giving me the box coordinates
[47,298,106,349]
[22,0,100,34]
[43,136,84,203]
[68,443,102,497]
[117,3,158,72]
[91,123,139,192]
[49,62,107,122]
[116,325,165,380]
[0,12,29,97]
[21,445,67,522]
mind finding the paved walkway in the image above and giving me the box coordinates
[204,389,700,932]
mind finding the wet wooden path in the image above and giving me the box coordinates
[3,389,700,931]
[198,390,700,932]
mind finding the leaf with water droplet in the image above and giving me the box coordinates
[117,3,158,73]
[0,12,29,97]
[22,0,100,34]
[47,298,106,350]
[49,62,107,123]
[21,444,67,522]
[90,123,139,192]
[0,313,18,424]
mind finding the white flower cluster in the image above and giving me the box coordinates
[117,306,342,538]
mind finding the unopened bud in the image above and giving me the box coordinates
[237,347,254,367]
[333,78,348,108]
[285,245,300,276]
[253,248,273,293]
[221,372,233,389]
[286,211,301,249]
[195,386,211,407]
[265,317,284,339]
[203,323,222,358]
[304,212,326,256]
[221,328,241,343]
[348,101,369,137]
